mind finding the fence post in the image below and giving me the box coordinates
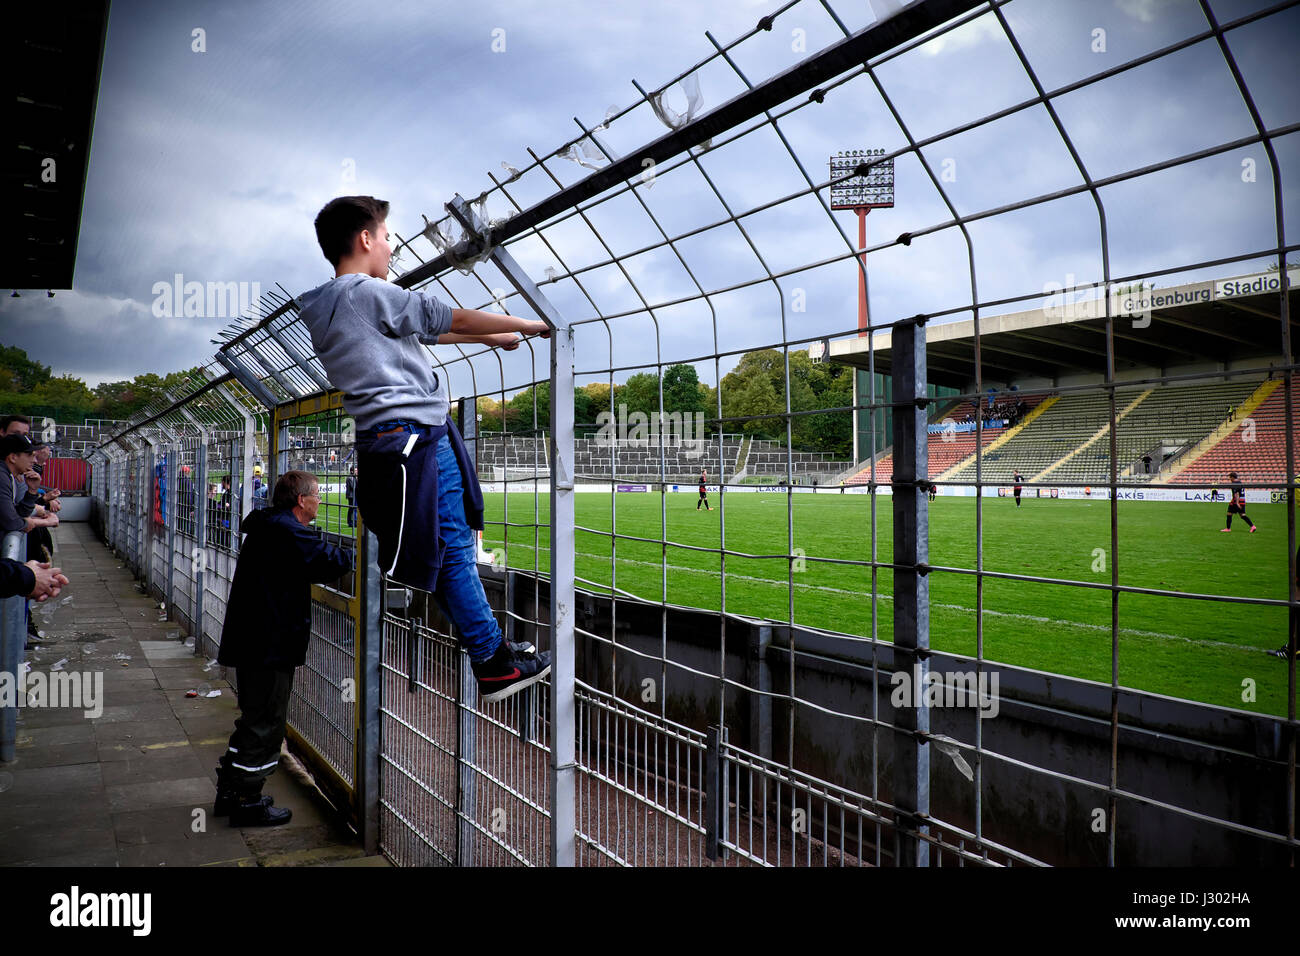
[461,193,576,868]
[891,315,931,867]
[0,532,27,762]
[705,724,722,860]
[128,439,142,578]
[106,455,115,550]
[165,443,176,618]
[216,383,256,527]
[142,436,158,597]
[456,646,478,867]
[748,624,773,763]
[357,528,382,855]
[195,442,208,644]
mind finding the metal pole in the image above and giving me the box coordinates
[216,383,257,527]
[705,725,722,860]
[749,624,772,762]
[0,532,27,762]
[456,644,477,867]
[165,442,176,619]
[195,442,208,644]
[891,314,930,867]
[453,193,576,867]
[142,437,158,596]
[547,309,576,867]
[358,529,382,854]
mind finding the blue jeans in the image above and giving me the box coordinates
[430,435,502,662]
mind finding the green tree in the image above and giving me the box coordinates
[662,364,707,416]
[616,372,661,418]
[506,382,549,432]
[31,375,97,416]
[582,382,613,415]
[721,360,782,438]
[720,349,851,455]
[0,345,52,393]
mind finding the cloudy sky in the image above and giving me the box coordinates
[0,0,1295,398]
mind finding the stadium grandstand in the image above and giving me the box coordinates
[833,268,1300,492]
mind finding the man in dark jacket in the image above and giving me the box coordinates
[345,465,358,528]
[213,470,353,826]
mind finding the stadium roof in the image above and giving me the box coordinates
[1,1,110,290]
[828,268,1299,390]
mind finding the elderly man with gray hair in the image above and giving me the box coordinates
[213,470,353,826]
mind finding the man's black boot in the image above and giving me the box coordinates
[229,793,291,827]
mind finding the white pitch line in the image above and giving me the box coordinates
[486,541,1276,653]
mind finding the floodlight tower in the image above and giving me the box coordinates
[829,148,895,334]
[829,149,895,466]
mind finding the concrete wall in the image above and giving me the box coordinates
[481,567,1293,866]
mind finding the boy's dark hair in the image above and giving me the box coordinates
[0,415,31,432]
[273,470,318,510]
[314,196,390,268]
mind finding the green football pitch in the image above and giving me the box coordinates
[320,490,1299,717]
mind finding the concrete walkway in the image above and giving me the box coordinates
[0,521,386,867]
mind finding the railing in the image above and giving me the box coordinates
[1,531,27,762]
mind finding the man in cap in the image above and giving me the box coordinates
[214,470,353,826]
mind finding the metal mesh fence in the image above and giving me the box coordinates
[87,0,1297,866]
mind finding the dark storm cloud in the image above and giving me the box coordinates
[0,0,1293,395]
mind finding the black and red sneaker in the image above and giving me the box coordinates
[472,641,552,704]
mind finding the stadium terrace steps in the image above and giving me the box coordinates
[1032,388,1152,482]
[1163,379,1281,483]
[1168,379,1300,486]
[935,393,1057,482]
[1113,379,1263,483]
[843,392,1052,487]
[945,388,1143,483]
[735,435,752,474]
[940,380,1264,486]
[477,433,847,483]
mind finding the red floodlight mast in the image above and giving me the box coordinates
[829,149,895,337]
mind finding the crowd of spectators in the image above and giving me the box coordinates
[954,398,1028,429]
[0,414,70,642]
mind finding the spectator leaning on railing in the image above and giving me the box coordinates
[0,558,68,601]
[0,431,61,645]
[1,416,62,520]
[25,438,58,561]
[0,433,57,538]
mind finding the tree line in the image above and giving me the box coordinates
[477,351,852,458]
[0,345,200,423]
[4,341,854,459]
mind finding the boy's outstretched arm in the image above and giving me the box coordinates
[436,331,528,350]
[449,308,550,339]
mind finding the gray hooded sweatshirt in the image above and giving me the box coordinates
[298,274,454,431]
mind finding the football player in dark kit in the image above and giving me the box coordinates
[697,469,712,511]
[1013,471,1024,508]
[1219,472,1257,533]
